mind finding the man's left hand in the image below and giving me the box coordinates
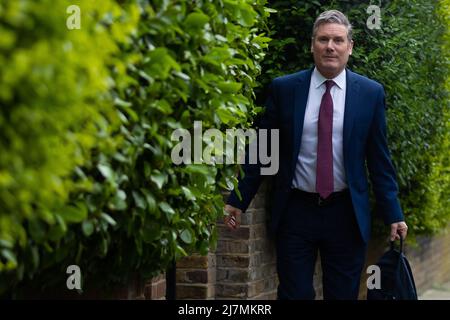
[390,221,408,241]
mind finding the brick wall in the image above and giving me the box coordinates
[175,182,278,300]
[176,253,216,299]
[144,274,166,300]
[215,182,278,300]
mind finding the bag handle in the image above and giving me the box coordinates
[390,235,404,253]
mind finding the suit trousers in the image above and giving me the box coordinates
[276,189,367,300]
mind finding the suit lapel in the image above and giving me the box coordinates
[291,68,313,177]
[343,68,360,173]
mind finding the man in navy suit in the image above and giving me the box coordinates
[224,10,408,300]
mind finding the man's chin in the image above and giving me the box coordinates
[317,64,341,77]
[321,62,339,70]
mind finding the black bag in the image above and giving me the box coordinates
[367,237,418,300]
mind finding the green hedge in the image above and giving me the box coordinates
[0,0,139,292]
[260,0,449,238]
[64,0,271,289]
[0,0,271,294]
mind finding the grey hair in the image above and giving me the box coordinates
[312,10,353,41]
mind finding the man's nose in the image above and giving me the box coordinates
[326,40,335,50]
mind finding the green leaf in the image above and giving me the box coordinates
[114,97,132,108]
[98,164,113,180]
[59,203,88,223]
[147,48,180,79]
[1,249,17,268]
[181,186,196,201]
[153,99,173,115]
[216,107,235,124]
[110,190,127,211]
[151,172,166,189]
[141,189,157,214]
[175,245,188,258]
[159,202,175,221]
[202,47,233,65]
[48,221,66,241]
[216,81,242,93]
[184,12,209,30]
[264,8,277,13]
[132,191,146,209]
[183,164,211,176]
[0,239,13,249]
[82,220,95,237]
[100,213,117,227]
[238,3,257,27]
[180,229,193,244]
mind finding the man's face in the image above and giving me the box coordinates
[311,23,353,78]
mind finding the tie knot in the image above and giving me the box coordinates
[325,80,335,91]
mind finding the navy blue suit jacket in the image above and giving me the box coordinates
[227,68,404,243]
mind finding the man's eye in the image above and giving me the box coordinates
[335,39,344,43]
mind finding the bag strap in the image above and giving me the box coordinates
[390,236,404,253]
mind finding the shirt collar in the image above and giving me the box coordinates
[312,67,346,90]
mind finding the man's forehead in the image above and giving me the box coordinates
[316,23,348,36]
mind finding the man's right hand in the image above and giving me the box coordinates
[224,205,242,230]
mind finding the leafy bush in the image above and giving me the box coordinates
[0,0,139,292]
[259,0,449,238]
[63,0,271,289]
[0,0,271,294]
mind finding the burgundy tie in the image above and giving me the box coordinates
[316,80,335,199]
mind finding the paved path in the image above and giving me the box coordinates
[419,281,450,300]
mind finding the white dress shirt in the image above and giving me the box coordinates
[292,67,348,192]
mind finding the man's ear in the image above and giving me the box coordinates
[310,39,314,53]
[349,40,354,55]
